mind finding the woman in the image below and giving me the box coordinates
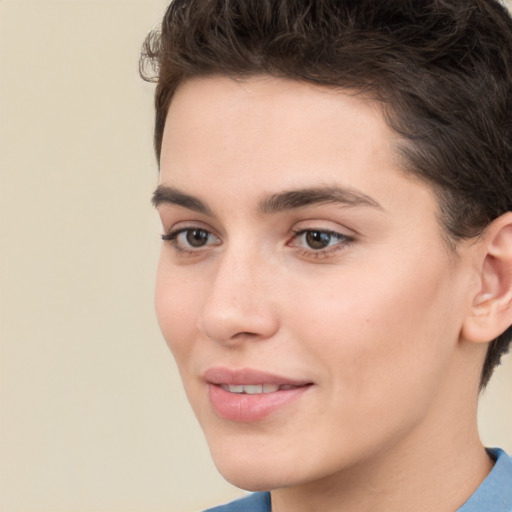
[141,1,512,510]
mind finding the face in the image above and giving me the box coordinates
[155,76,475,491]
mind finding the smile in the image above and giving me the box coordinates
[204,367,313,422]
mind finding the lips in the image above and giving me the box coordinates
[204,367,311,387]
[204,367,313,422]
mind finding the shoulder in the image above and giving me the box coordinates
[203,492,271,512]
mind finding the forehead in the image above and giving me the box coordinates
[160,75,436,221]
[163,75,391,159]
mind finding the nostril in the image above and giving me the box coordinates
[234,331,260,338]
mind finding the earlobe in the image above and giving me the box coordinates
[461,212,512,344]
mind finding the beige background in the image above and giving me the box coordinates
[0,1,511,511]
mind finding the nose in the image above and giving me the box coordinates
[197,248,280,347]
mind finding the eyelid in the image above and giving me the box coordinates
[161,219,219,237]
[289,218,355,238]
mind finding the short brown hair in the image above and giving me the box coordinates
[140,0,512,388]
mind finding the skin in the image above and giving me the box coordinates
[154,76,494,512]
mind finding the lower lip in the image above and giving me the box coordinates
[208,384,311,422]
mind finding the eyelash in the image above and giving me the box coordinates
[161,227,220,254]
[161,227,354,258]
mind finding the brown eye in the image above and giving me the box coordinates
[162,227,220,251]
[289,228,353,256]
[186,229,210,247]
[305,230,333,249]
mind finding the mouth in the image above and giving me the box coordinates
[219,383,305,394]
[204,367,313,422]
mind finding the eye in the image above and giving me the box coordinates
[290,229,354,253]
[182,228,210,247]
[303,230,336,250]
[162,227,221,251]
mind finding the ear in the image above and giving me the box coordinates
[461,212,512,344]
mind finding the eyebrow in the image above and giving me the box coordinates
[152,185,382,215]
[259,186,382,214]
[152,186,213,215]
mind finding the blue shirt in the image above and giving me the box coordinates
[204,448,512,512]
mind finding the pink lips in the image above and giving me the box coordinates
[204,367,313,422]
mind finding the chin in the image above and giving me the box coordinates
[207,434,342,493]
[214,459,293,492]
[205,435,299,491]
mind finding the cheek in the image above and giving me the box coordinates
[154,256,200,364]
[288,251,462,406]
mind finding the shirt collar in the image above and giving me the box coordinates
[457,448,512,512]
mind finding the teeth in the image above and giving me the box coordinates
[225,384,244,393]
[220,384,296,394]
[244,384,262,394]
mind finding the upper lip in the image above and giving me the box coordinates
[203,367,312,387]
